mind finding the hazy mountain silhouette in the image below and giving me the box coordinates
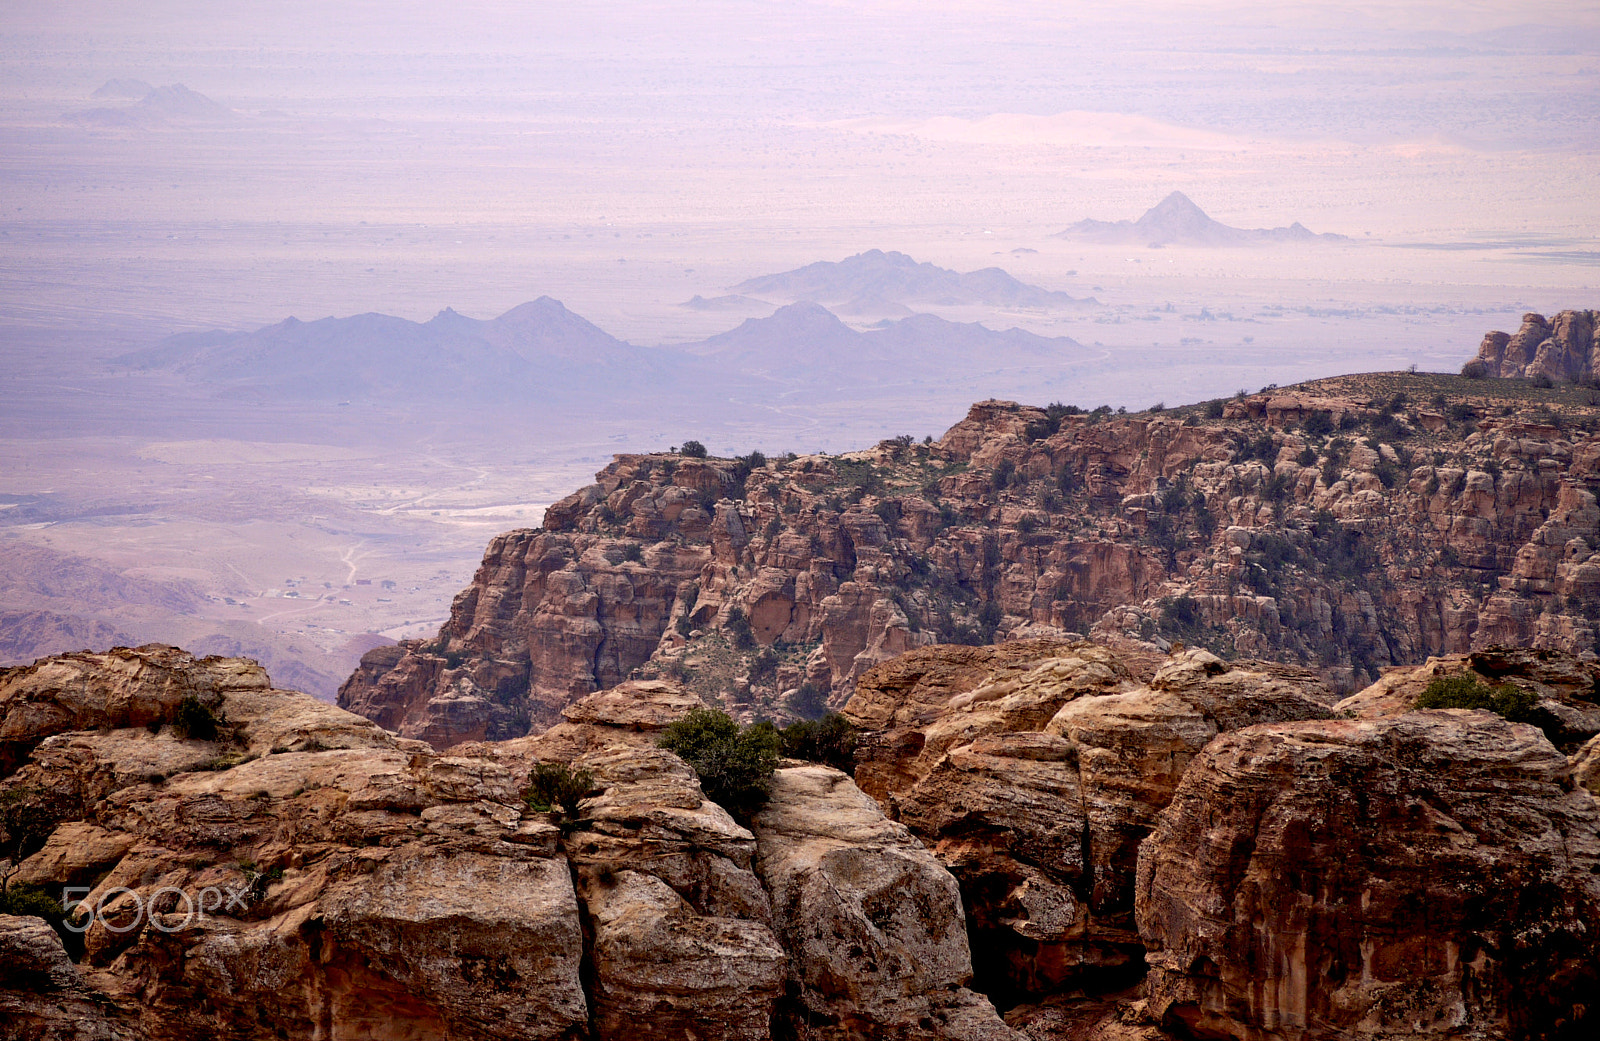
[730,250,1094,311]
[69,84,237,128]
[678,301,1084,381]
[118,298,668,403]
[1057,191,1348,246]
[90,78,154,99]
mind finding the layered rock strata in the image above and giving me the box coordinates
[341,369,1600,746]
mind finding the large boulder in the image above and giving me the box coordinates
[566,745,787,1040]
[0,645,271,775]
[752,764,1018,1041]
[893,649,1335,998]
[1137,711,1600,1040]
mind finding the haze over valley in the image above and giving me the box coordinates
[1,0,1596,694]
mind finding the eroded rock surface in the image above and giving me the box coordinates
[341,370,1600,746]
[1,646,1012,1041]
[753,763,1016,1041]
[864,647,1335,1003]
[1473,310,1600,382]
[1136,712,1600,1040]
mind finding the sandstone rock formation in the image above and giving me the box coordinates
[1472,310,1600,382]
[1335,645,1600,750]
[843,644,1338,1009]
[1137,712,1600,1040]
[1,646,1011,1041]
[341,368,1600,747]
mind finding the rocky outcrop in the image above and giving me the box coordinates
[1473,310,1599,382]
[753,764,1015,1041]
[0,646,1011,1041]
[341,367,1600,747]
[1136,712,1600,1040]
[846,645,1337,1007]
[1336,645,1600,750]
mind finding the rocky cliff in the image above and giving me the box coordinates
[0,645,1010,1041]
[1471,310,1600,382]
[341,368,1600,747]
[8,641,1600,1040]
[838,638,1600,1038]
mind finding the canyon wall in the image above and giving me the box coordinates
[341,372,1600,747]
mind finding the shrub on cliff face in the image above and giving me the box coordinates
[779,713,858,771]
[1302,410,1334,436]
[725,606,757,650]
[172,695,221,741]
[1,786,75,860]
[789,682,828,719]
[523,762,596,821]
[1415,674,1539,723]
[659,707,780,819]
[680,440,708,458]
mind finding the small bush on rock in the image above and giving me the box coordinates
[172,695,221,741]
[659,708,779,819]
[523,762,596,820]
[778,713,857,771]
[1415,675,1540,724]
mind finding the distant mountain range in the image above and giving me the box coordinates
[70,82,237,128]
[725,249,1095,314]
[679,301,1084,382]
[117,298,668,403]
[121,297,1087,405]
[1056,192,1348,247]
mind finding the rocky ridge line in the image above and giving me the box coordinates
[342,367,1600,748]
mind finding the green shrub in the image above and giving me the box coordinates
[725,606,757,650]
[523,762,596,820]
[0,881,63,921]
[0,881,77,949]
[750,648,779,683]
[789,682,829,719]
[680,440,708,458]
[1162,594,1204,632]
[1461,359,1488,379]
[1204,400,1225,419]
[172,695,221,741]
[779,713,858,771]
[1414,675,1540,723]
[658,708,780,819]
[0,786,73,860]
[1302,410,1334,436]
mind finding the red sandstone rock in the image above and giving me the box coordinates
[1136,712,1600,1040]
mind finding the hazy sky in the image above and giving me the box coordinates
[1,0,1595,332]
